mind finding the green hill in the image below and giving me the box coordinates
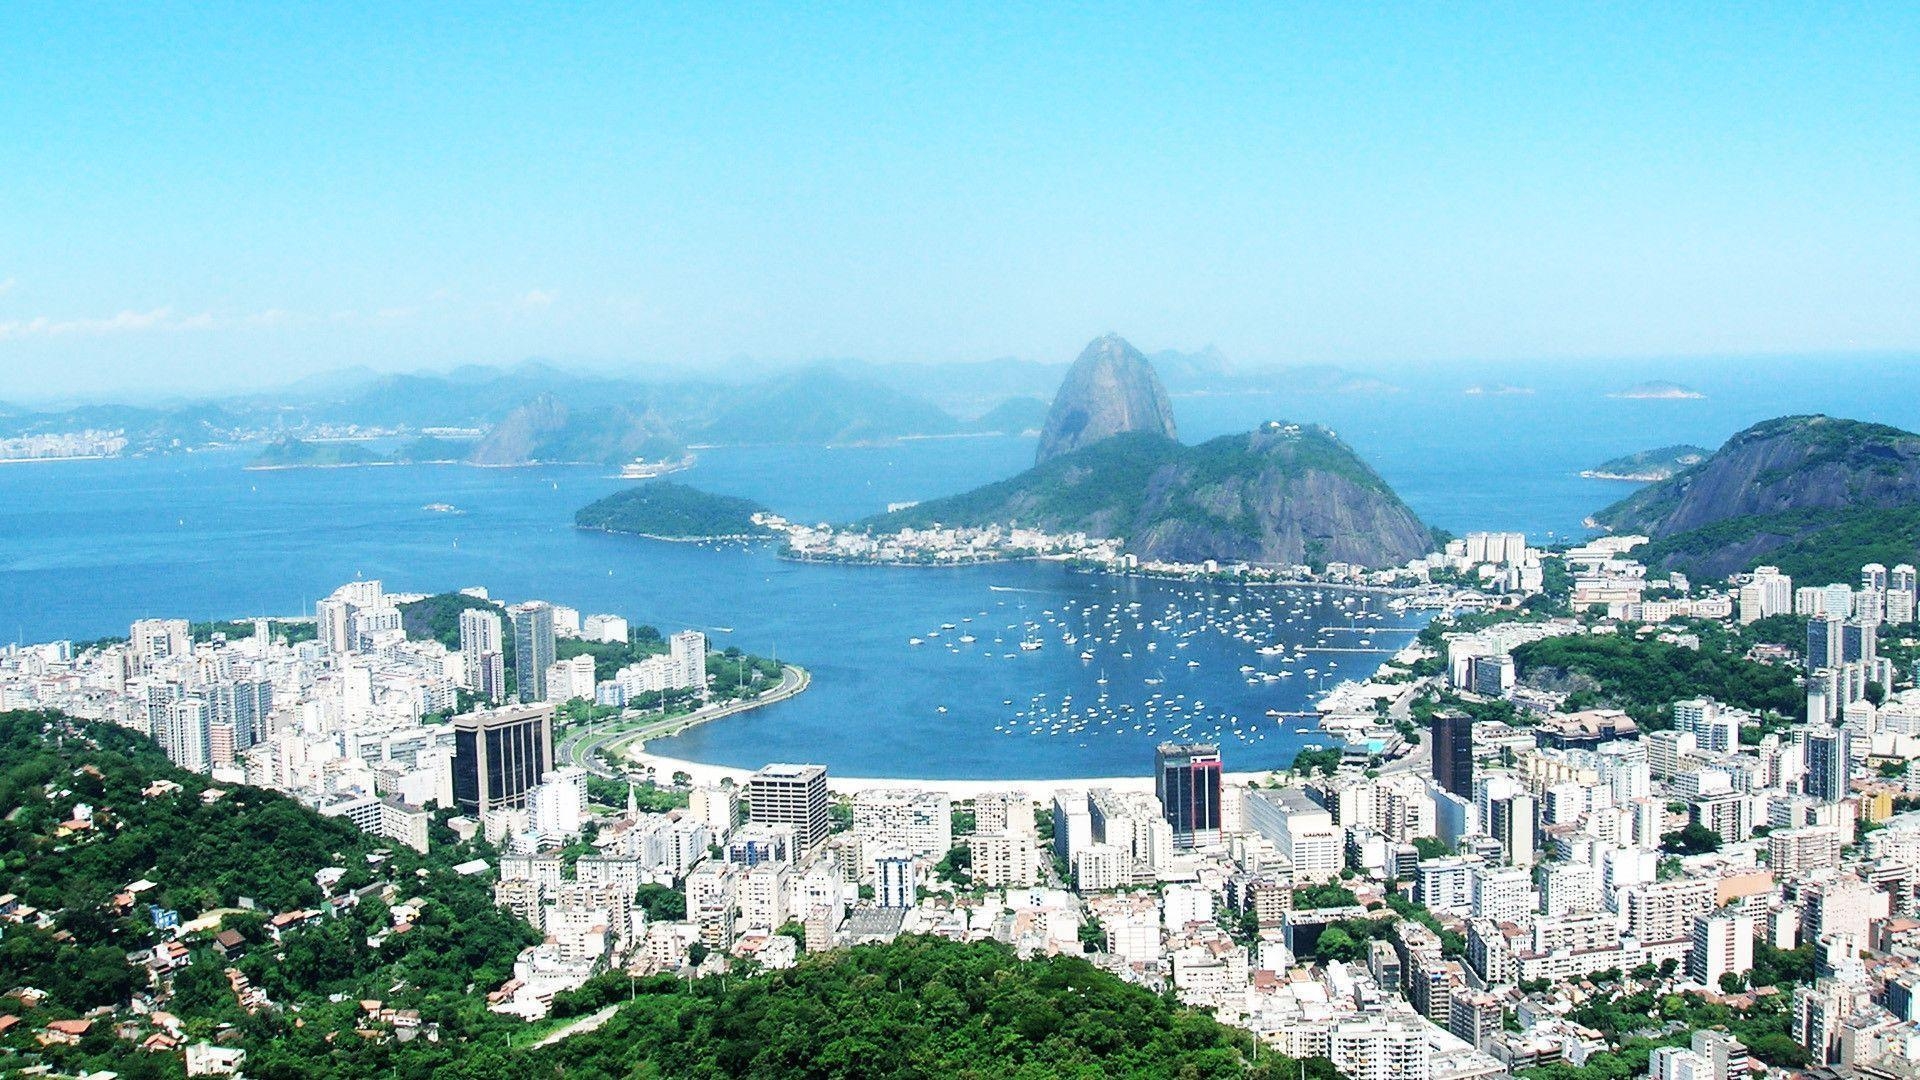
[1594,415,1920,578]
[576,481,776,539]
[1581,444,1707,481]
[0,711,534,1024]
[247,438,380,469]
[868,423,1432,569]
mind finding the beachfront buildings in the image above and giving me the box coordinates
[1156,742,1224,849]
[748,764,831,854]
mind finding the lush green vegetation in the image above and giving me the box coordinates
[575,481,776,539]
[1511,633,1800,726]
[0,711,535,1031]
[1288,745,1344,776]
[523,936,1331,1080]
[248,438,381,468]
[1660,822,1723,855]
[1291,884,1359,909]
[1583,444,1707,480]
[189,618,317,645]
[397,591,510,652]
[864,423,1426,568]
[1636,504,1920,583]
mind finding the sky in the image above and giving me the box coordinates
[3,4,1919,399]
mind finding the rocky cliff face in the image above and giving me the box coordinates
[1126,425,1433,567]
[1596,415,1920,537]
[1035,334,1178,463]
[874,423,1432,569]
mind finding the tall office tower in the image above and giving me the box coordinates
[450,703,555,816]
[509,602,555,704]
[1155,742,1223,848]
[1804,726,1852,804]
[1843,621,1878,666]
[1432,711,1474,799]
[459,607,506,701]
[1889,564,1919,625]
[747,763,830,852]
[669,630,708,693]
[130,618,192,666]
[1807,616,1844,673]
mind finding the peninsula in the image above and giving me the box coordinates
[575,481,776,540]
[1579,444,1708,482]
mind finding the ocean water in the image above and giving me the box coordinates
[3,354,1915,777]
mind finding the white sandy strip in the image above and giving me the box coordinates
[629,748,1275,804]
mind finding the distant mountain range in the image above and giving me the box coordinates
[1594,415,1920,580]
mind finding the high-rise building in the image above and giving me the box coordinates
[450,703,555,816]
[877,853,916,908]
[1155,742,1223,849]
[458,607,506,703]
[1807,616,1844,673]
[747,763,830,853]
[130,618,191,666]
[1804,726,1851,803]
[161,696,210,772]
[209,678,273,750]
[1432,711,1473,799]
[1890,565,1919,626]
[669,630,707,695]
[1688,910,1756,987]
[1328,1016,1432,1080]
[509,602,555,704]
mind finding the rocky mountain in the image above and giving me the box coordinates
[871,422,1432,568]
[1034,334,1178,463]
[465,394,681,466]
[1594,415,1920,578]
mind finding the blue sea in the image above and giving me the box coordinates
[3,354,1916,778]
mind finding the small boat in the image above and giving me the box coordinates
[909,637,924,646]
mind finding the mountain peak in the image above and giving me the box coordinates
[1035,334,1178,464]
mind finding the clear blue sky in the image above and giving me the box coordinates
[3,4,1917,397]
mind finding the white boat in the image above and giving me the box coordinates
[1020,640,1043,651]
[909,637,924,646]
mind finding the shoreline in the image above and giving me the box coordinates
[627,747,1281,802]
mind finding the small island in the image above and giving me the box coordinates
[575,481,776,540]
[1580,444,1708,482]
[1609,380,1705,400]
[246,435,478,470]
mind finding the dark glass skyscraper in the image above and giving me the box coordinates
[509,601,555,704]
[451,703,555,816]
[1156,742,1223,848]
[1432,711,1473,799]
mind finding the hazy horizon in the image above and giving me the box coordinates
[5,6,1919,399]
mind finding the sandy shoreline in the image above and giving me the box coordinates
[628,747,1274,802]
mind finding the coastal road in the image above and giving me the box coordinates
[1378,676,1436,779]
[559,664,810,778]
